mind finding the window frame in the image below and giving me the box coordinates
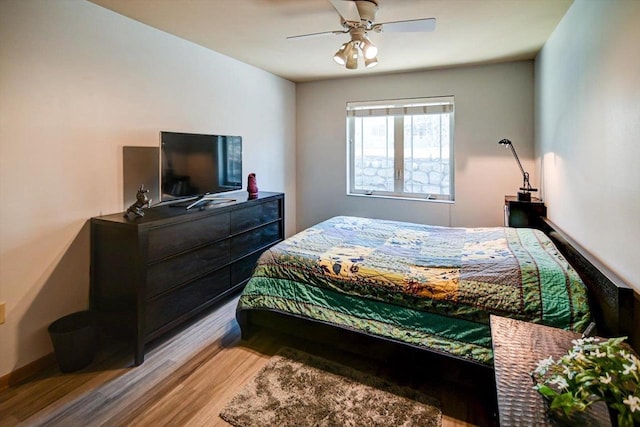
[346,96,455,202]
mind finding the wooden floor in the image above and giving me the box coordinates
[0,294,498,426]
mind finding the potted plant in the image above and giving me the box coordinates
[532,336,639,426]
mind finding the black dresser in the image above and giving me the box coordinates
[90,191,284,365]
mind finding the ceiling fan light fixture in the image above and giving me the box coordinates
[292,1,437,74]
[361,36,378,59]
[345,42,359,69]
[333,42,350,65]
[364,55,378,68]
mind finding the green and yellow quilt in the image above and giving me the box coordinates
[237,216,591,364]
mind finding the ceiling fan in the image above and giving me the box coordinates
[287,0,436,70]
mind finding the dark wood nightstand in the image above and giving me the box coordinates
[490,315,611,426]
[504,196,547,228]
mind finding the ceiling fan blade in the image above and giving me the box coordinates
[380,18,436,33]
[287,29,346,40]
[329,0,361,22]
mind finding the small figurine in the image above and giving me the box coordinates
[125,185,151,218]
[247,173,258,199]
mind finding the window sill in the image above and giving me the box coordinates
[346,192,454,204]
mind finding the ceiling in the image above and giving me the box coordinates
[88,0,573,83]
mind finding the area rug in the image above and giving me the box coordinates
[219,347,442,427]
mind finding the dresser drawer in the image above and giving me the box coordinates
[230,199,281,234]
[147,240,230,298]
[230,251,264,286]
[147,213,230,262]
[230,221,282,259]
[145,267,230,335]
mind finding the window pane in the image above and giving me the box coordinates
[403,114,451,197]
[352,116,395,192]
[347,96,454,201]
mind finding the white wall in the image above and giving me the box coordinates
[296,62,535,230]
[536,0,639,291]
[0,0,296,378]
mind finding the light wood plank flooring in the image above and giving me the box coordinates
[0,294,497,426]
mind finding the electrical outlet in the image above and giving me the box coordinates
[0,302,5,324]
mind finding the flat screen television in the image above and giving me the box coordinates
[160,131,242,203]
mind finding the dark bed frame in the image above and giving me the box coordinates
[236,217,640,369]
[538,218,639,351]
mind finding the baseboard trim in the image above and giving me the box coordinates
[0,352,56,392]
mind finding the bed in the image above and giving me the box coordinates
[236,216,600,366]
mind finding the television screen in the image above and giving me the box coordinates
[160,131,242,202]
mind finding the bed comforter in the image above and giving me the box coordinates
[237,216,591,364]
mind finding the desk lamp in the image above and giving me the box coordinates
[498,139,537,201]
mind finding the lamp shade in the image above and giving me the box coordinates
[333,42,350,65]
[364,55,378,68]
[361,37,378,59]
[346,43,358,69]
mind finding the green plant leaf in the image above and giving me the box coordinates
[536,385,558,398]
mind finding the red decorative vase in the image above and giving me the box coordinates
[247,173,258,199]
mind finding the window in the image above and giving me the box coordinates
[347,96,454,201]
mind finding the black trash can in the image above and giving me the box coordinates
[48,310,96,373]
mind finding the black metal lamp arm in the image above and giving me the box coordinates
[506,143,526,180]
[498,139,537,193]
